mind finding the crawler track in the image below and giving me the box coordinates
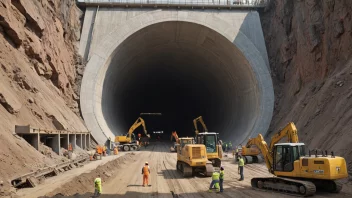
[251,177,316,197]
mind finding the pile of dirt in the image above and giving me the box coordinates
[73,146,89,159]
[40,144,69,163]
[0,0,87,183]
[45,153,139,197]
[260,0,352,173]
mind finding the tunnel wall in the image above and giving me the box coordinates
[79,8,273,145]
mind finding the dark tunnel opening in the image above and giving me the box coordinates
[100,21,268,144]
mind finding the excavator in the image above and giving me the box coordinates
[241,122,299,164]
[249,122,348,196]
[170,131,179,152]
[238,139,261,164]
[193,116,223,167]
[176,137,214,177]
[115,117,150,151]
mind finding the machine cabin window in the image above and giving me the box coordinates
[196,134,217,153]
[274,145,294,172]
[205,135,216,153]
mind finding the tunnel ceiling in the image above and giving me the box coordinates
[100,21,265,143]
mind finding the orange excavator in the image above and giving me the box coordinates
[170,131,179,152]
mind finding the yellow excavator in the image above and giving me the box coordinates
[238,138,261,164]
[115,117,149,151]
[176,137,214,177]
[249,122,348,196]
[241,122,298,164]
[193,116,223,167]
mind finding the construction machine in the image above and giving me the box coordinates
[249,122,348,196]
[170,131,179,152]
[176,137,214,177]
[240,122,299,164]
[239,139,261,164]
[115,117,150,151]
[193,116,223,167]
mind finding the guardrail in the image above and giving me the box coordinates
[15,125,90,135]
[77,0,269,8]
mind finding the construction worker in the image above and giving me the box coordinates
[238,155,245,181]
[219,167,224,192]
[113,147,118,155]
[103,146,107,156]
[67,143,73,159]
[142,162,150,187]
[228,141,232,151]
[208,171,220,192]
[93,175,102,197]
[235,146,239,160]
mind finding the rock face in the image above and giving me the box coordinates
[0,0,87,180]
[261,0,352,173]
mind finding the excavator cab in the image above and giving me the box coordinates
[273,143,305,172]
[193,116,222,167]
[196,132,222,167]
[196,133,217,153]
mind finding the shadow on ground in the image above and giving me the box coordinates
[41,187,253,198]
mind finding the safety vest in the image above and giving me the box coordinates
[236,148,239,152]
[143,165,150,175]
[212,172,220,181]
[238,158,245,166]
[94,178,102,193]
[220,170,224,179]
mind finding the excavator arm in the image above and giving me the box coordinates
[193,116,208,135]
[171,131,179,143]
[241,137,260,156]
[127,117,147,140]
[268,122,299,152]
[251,134,274,173]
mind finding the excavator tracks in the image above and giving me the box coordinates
[313,179,343,193]
[204,163,214,177]
[176,161,193,177]
[251,177,316,197]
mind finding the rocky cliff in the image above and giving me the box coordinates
[0,0,87,183]
[260,0,352,174]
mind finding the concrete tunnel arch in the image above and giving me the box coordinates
[80,10,274,146]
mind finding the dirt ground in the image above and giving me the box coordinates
[14,153,127,198]
[16,142,350,198]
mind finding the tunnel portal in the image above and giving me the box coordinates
[79,9,274,145]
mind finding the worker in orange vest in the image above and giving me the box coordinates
[141,162,150,187]
[67,143,73,159]
[68,143,73,151]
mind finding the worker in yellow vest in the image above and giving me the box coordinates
[238,155,245,181]
[208,171,220,192]
[113,147,118,155]
[93,175,102,197]
[142,162,150,187]
[219,167,224,192]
